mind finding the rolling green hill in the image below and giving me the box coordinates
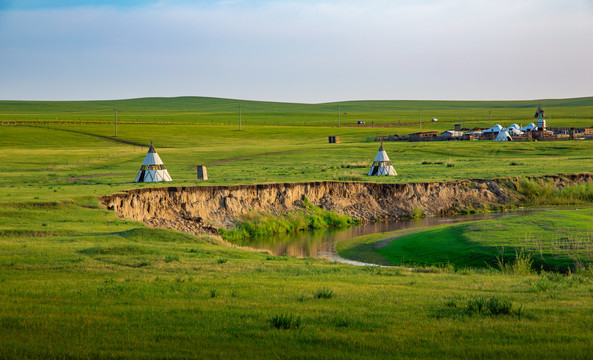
[1,96,592,128]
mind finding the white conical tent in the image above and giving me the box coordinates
[495,130,512,142]
[367,144,397,176]
[134,142,172,182]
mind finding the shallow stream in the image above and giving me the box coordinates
[228,210,534,264]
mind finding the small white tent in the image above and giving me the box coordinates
[135,142,172,183]
[495,130,512,141]
[521,123,538,132]
[507,128,523,136]
[507,127,524,136]
[368,144,397,176]
[482,124,504,134]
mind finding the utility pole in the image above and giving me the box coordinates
[548,107,550,126]
[489,110,491,127]
[114,108,117,137]
[239,104,242,131]
[419,109,421,130]
[338,105,341,127]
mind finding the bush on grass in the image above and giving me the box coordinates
[269,314,302,330]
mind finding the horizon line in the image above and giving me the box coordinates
[1,94,592,105]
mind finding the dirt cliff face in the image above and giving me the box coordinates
[100,173,593,236]
[100,179,512,235]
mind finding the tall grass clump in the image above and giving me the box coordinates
[269,314,302,330]
[313,288,334,299]
[497,248,533,276]
[558,182,593,203]
[575,264,593,279]
[514,177,593,205]
[465,295,519,316]
[409,206,425,219]
[220,199,359,240]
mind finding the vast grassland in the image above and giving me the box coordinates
[1,96,592,128]
[2,97,593,359]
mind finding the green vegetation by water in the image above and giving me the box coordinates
[2,97,593,358]
[512,177,593,205]
[219,199,359,242]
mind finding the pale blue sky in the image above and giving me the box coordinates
[1,0,592,102]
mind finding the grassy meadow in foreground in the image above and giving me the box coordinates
[2,200,593,359]
[2,97,593,358]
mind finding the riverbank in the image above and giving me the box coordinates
[337,207,593,271]
[101,173,593,238]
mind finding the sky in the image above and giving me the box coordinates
[0,0,592,103]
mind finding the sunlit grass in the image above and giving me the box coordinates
[1,98,593,358]
[341,208,593,272]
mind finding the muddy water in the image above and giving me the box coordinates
[227,211,531,261]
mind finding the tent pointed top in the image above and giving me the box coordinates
[373,144,390,162]
[141,142,164,166]
[148,141,156,153]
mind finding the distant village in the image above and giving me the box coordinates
[377,106,593,143]
[132,105,593,184]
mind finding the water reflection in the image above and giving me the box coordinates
[228,212,521,259]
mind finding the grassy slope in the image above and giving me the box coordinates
[1,96,592,127]
[2,98,593,358]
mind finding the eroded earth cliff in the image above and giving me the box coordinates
[100,179,506,235]
[100,174,593,236]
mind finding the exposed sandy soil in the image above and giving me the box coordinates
[100,173,593,236]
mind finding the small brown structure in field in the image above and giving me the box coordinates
[375,134,402,142]
[408,131,440,142]
[328,136,340,143]
[461,132,482,141]
[548,127,593,140]
[441,130,464,140]
[197,165,208,181]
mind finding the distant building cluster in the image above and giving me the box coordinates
[377,106,593,143]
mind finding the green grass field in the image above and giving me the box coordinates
[2,96,593,128]
[2,97,593,359]
[342,208,593,272]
